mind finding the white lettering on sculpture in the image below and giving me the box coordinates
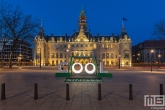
[72,63,83,74]
[100,62,108,73]
[58,61,107,74]
[58,62,68,73]
[85,63,96,74]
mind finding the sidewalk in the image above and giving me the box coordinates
[0,70,164,110]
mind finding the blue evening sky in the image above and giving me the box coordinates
[5,0,165,45]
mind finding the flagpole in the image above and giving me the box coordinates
[41,18,43,27]
[122,20,124,26]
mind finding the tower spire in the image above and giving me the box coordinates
[122,20,124,27]
[78,8,87,31]
[41,18,43,27]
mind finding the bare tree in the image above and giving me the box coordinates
[0,20,10,68]
[0,2,11,68]
[152,20,165,40]
[0,1,39,68]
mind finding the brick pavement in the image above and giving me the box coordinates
[0,67,165,110]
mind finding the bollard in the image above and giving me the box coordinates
[98,83,102,100]
[1,83,6,100]
[160,84,164,95]
[66,84,70,100]
[34,83,38,100]
[129,84,133,100]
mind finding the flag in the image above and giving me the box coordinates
[123,17,127,21]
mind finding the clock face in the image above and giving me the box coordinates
[81,17,86,22]
[81,19,86,22]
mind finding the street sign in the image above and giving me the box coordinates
[64,79,103,82]
[36,55,39,59]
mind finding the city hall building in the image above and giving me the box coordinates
[34,9,132,66]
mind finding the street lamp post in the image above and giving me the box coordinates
[20,55,22,67]
[30,60,32,68]
[105,46,108,66]
[158,54,161,70]
[137,53,140,67]
[107,54,109,66]
[40,48,41,69]
[137,53,140,62]
[66,49,70,72]
[119,55,121,69]
[66,49,69,63]
[18,54,22,67]
[133,55,135,68]
[151,50,154,72]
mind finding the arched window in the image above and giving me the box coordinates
[52,60,54,66]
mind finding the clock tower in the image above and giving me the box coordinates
[78,8,87,31]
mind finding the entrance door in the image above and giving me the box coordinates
[56,60,58,66]
[52,60,54,66]
[125,61,128,65]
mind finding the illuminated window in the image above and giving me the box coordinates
[56,53,58,58]
[56,44,58,49]
[60,53,63,58]
[48,53,50,58]
[124,53,129,58]
[90,44,93,47]
[111,53,114,58]
[56,60,58,65]
[52,60,54,66]
[51,53,54,58]
[106,53,109,58]
[102,53,105,58]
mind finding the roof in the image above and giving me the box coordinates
[45,31,120,42]
[79,8,86,17]
[120,26,129,39]
[35,27,46,39]
[132,40,165,49]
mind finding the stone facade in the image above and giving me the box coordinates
[33,9,132,66]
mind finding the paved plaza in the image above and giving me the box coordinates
[0,66,165,110]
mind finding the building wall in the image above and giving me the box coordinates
[33,9,132,66]
[34,35,132,66]
[0,41,32,65]
[132,40,165,64]
[119,35,132,66]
